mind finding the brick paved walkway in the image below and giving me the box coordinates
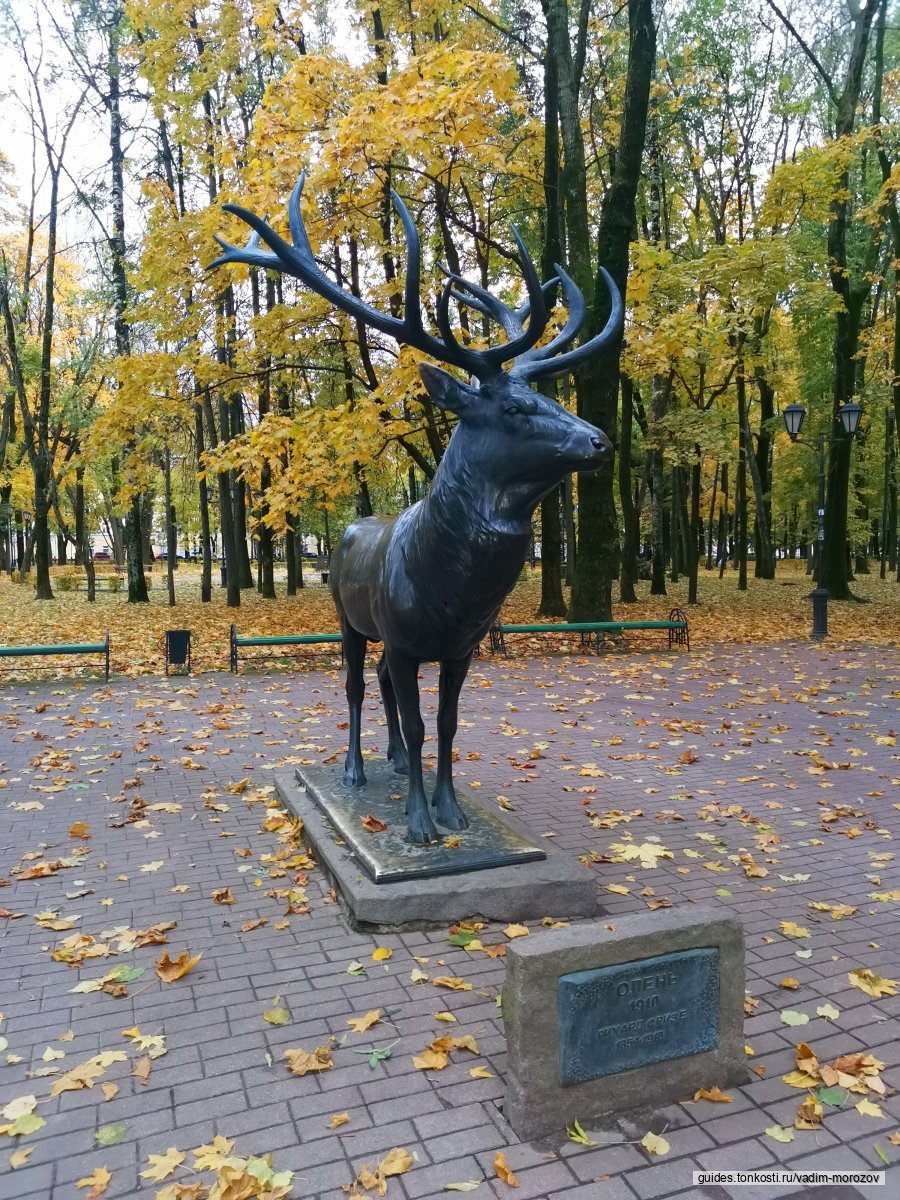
[0,642,898,1200]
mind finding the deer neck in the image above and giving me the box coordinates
[427,437,537,538]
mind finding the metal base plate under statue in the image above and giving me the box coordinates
[274,761,601,930]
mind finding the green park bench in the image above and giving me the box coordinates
[229,624,343,673]
[488,609,690,655]
[0,629,110,681]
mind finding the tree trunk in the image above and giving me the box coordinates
[195,402,212,602]
[687,451,701,604]
[164,447,176,607]
[538,486,567,617]
[619,374,639,601]
[567,0,655,620]
[735,370,749,591]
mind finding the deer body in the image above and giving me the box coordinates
[211,173,621,843]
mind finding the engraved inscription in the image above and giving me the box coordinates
[557,949,719,1085]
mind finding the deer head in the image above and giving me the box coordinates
[209,173,622,507]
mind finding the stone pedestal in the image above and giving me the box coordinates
[274,766,601,930]
[503,906,747,1139]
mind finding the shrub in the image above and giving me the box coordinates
[55,573,78,592]
[106,574,122,593]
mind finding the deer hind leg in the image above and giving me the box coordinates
[384,647,438,845]
[432,654,472,831]
[341,624,368,787]
[376,652,409,775]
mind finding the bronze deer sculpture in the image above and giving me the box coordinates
[211,174,622,844]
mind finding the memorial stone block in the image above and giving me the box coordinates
[503,906,746,1139]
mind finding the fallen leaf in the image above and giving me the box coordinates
[693,1086,732,1103]
[434,1012,456,1023]
[329,1112,350,1129]
[856,1099,885,1118]
[190,1132,236,1171]
[263,997,292,1026]
[95,1123,127,1146]
[765,1125,795,1144]
[211,887,234,904]
[795,1096,824,1130]
[9,1145,35,1169]
[816,1003,840,1021]
[284,1045,332,1075]
[443,1184,480,1193]
[69,823,92,839]
[140,1148,186,1183]
[504,924,529,939]
[75,1167,112,1198]
[372,947,392,962]
[780,1010,810,1026]
[132,1056,152,1085]
[348,1009,382,1033]
[468,1066,494,1078]
[433,977,472,991]
[780,921,811,939]
[566,1118,598,1146]
[640,1131,670,1156]
[779,977,800,990]
[155,950,201,983]
[361,813,388,833]
[848,968,898,998]
[494,1150,520,1186]
[191,1134,235,1171]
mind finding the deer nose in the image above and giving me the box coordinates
[591,432,611,453]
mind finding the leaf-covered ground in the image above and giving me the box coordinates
[0,560,897,681]
[0,642,898,1198]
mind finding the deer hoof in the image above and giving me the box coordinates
[435,802,469,832]
[388,748,409,776]
[406,814,439,845]
[342,764,366,788]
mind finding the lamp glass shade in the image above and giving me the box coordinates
[839,401,862,437]
[783,403,806,439]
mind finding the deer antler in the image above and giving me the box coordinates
[208,173,550,383]
[451,265,623,384]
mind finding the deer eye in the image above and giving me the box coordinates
[504,405,520,416]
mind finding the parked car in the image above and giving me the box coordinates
[93,550,112,562]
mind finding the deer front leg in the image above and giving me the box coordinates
[384,648,439,845]
[376,652,409,775]
[432,654,472,831]
[340,625,368,787]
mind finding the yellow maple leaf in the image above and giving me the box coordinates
[779,921,811,939]
[191,1134,235,1171]
[75,1167,112,1198]
[504,924,529,939]
[855,1098,885,1118]
[693,1086,732,1103]
[848,968,898,998]
[329,1112,350,1129]
[412,1047,450,1071]
[155,950,201,983]
[347,1009,382,1033]
[283,1045,332,1076]
[139,1147,186,1183]
[372,947,392,962]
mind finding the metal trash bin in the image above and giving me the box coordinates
[220,560,227,587]
[165,630,191,675]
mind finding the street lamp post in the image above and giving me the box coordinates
[782,401,863,639]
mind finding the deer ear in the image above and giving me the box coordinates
[418,363,474,414]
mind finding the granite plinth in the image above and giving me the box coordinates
[294,761,546,883]
[503,906,746,1139]
[274,764,601,930]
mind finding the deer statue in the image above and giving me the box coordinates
[211,174,622,844]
